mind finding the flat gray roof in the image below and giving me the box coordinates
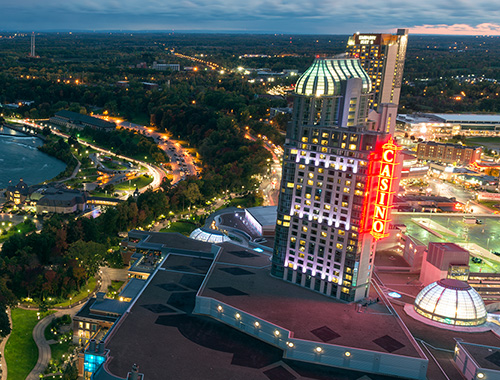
[246,206,277,226]
[430,113,500,124]
[200,242,423,358]
[118,278,146,300]
[460,342,500,371]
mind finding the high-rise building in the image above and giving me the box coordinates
[272,58,401,302]
[346,29,409,111]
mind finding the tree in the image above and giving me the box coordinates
[62,363,78,380]
[185,183,202,207]
[0,305,11,338]
[67,240,106,276]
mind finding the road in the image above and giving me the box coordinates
[427,178,493,214]
[10,118,164,195]
[244,133,282,206]
[119,121,199,185]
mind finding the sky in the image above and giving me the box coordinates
[1,0,500,35]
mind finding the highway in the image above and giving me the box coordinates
[119,121,199,185]
[244,132,282,206]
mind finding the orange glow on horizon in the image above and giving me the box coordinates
[411,23,500,35]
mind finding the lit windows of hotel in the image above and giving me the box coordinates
[272,58,401,302]
[346,29,409,112]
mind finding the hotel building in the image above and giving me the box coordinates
[346,29,409,111]
[272,58,401,302]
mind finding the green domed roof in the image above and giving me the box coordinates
[295,58,371,97]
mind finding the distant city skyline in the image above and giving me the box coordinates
[1,0,500,35]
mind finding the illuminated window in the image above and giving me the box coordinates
[349,144,357,150]
[338,230,345,236]
[318,168,324,173]
[302,137,308,142]
[308,173,314,179]
[283,222,290,227]
[305,200,311,206]
[307,180,314,186]
[290,237,296,243]
[321,232,327,237]
[343,187,350,193]
[284,215,291,221]
[291,149,298,154]
[342,202,348,207]
[336,243,343,249]
[299,164,306,169]
[287,182,294,188]
[305,193,311,199]
[302,226,308,232]
[324,205,331,210]
[342,287,350,293]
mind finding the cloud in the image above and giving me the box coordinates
[411,23,500,35]
[1,0,500,33]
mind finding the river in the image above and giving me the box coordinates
[0,125,66,188]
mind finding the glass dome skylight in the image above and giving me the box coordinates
[295,58,371,97]
[414,279,487,326]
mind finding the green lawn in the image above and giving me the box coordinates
[115,175,153,191]
[129,114,150,126]
[50,340,73,366]
[160,221,197,236]
[52,276,97,307]
[478,200,500,211]
[0,219,37,243]
[467,136,500,144]
[107,280,124,298]
[5,308,54,380]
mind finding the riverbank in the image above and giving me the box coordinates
[0,126,66,188]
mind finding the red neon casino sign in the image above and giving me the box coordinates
[370,138,401,240]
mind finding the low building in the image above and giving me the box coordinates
[454,341,500,380]
[397,113,500,136]
[243,206,277,236]
[4,178,30,204]
[402,235,427,270]
[416,141,482,165]
[36,188,88,214]
[419,242,470,286]
[152,62,180,71]
[50,110,116,131]
[394,195,460,213]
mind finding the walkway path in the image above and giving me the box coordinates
[25,266,128,380]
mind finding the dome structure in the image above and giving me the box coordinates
[190,227,230,244]
[414,279,487,326]
[294,58,371,97]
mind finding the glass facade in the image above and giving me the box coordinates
[84,353,106,379]
[414,279,487,326]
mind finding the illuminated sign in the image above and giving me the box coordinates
[370,138,401,240]
[358,35,377,45]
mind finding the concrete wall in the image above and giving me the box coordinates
[195,296,428,380]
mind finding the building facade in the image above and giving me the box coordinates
[416,141,482,165]
[272,58,401,302]
[346,29,409,110]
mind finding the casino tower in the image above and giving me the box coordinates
[272,58,401,302]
